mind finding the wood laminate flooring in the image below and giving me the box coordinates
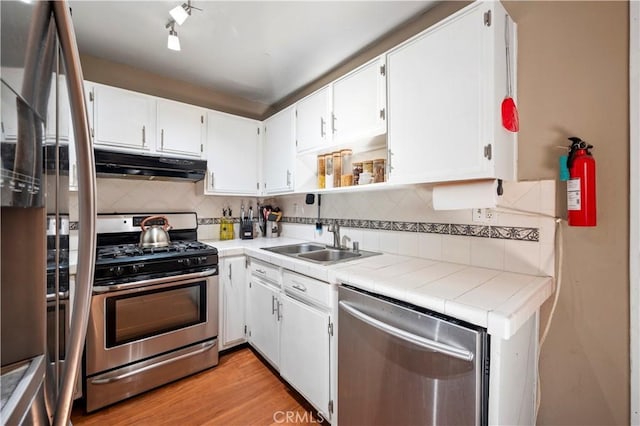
[71,346,326,426]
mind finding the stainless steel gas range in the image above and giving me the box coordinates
[84,212,219,412]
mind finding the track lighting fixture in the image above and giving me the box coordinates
[169,1,201,26]
[166,21,180,51]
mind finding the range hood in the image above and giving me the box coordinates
[94,148,207,182]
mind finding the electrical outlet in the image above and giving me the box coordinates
[471,208,497,224]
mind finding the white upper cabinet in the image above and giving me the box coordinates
[156,99,205,158]
[89,83,156,152]
[262,106,295,195]
[332,56,387,145]
[205,110,259,195]
[387,1,516,185]
[295,86,331,153]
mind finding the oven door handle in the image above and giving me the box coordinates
[339,301,474,362]
[90,340,217,385]
[93,268,218,294]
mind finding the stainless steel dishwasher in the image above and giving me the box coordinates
[338,285,489,426]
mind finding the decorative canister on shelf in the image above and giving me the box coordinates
[325,153,334,189]
[317,154,326,189]
[340,149,353,186]
[332,151,342,188]
[362,160,373,174]
[373,158,386,183]
[353,162,363,185]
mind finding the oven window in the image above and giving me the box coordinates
[105,281,206,347]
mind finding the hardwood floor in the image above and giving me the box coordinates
[71,346,326,426]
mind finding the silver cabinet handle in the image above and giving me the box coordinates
[292,282,307,292]
[228,263,232,281]
[388,149,394,173]
[161,128,164,149]
[91,341,216,385]
[277,301,283,321]
[52,2,97,424]
[331,113,337,134]
[286,169,291,187]
[339,301,474,362]
[142,125,146,146]
[209,171,214,190]
[271,294,277,315]
[255,268,266,275]
[320,117,325,137]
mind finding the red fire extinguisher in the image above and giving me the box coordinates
[566,137,596,226]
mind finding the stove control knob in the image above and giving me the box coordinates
[114,266,124,277]
[131,264,140,274]
[184,258,192,267]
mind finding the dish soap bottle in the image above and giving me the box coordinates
[220,208,228,240]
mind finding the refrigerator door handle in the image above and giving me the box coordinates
[51,2,97,425]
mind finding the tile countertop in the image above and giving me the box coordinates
[203,237,554,340]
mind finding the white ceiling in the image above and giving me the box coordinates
[69,1,436,106]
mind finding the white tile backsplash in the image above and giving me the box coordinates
[72,177,556,278]
[280,179,557,277]
[441,235,472,264]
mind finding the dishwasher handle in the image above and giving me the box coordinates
[339,301,474,362]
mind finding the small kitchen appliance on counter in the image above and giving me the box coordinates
[240,204,254,240]
[84,212,219,412]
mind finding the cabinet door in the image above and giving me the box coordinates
[295,86,330,152]
[262,106,295,195]
[247,278,279,368]
[206,111,259,195]
[91,83,156,151]
[387,5,491,184]
[332,57,386,144]
[220,256,247,350]
[280,294,330,418]
[157,99,205,158]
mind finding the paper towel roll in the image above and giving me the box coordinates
[432,180,498,210]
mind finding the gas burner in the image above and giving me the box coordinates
[96,241,213,260]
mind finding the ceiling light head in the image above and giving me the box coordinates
[169,3,190,25]
[166,22,181,51]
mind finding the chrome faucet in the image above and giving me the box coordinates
[328,221,341,249]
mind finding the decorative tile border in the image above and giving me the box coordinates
[278,216,540,242]
[76,217,539,242]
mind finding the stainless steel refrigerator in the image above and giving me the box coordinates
[1,1,96,424]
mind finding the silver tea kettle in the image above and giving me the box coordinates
[139,215,171,248]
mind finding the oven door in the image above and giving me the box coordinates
[86,273,218,376]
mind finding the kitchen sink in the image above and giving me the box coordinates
[263,243,326,255]
[298,249,362,262]
[263,243,381,265]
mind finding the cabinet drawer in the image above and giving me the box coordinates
[282,271,330,308]
[249,259,280,284]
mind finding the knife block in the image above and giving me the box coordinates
[240,219,254,240]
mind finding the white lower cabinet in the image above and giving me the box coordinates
[219,256,247,350]
[280,293,331,419]
[247,259,334,422]
[247,275,280,369]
